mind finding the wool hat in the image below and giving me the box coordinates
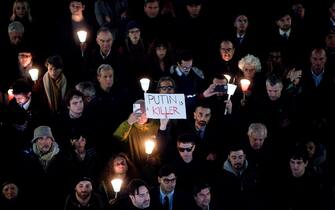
[126,20,141,31]
[31,126,55,143]
[8,21,24,33]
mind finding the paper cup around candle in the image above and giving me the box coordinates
[240,79,251,92]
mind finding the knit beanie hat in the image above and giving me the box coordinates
[31,126,55,143]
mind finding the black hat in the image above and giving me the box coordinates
[126,20,141,31]
[185,0,203,5]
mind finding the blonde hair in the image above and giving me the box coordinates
[10,0,32,23]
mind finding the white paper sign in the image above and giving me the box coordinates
[144,93,186,119]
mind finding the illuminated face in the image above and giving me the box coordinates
[234,15,248,32]
[113,156,128,174]
[68,96,84,116]
[177,142,195,163]
[194,106,211,129]
[158,80,175,94]
[158,173,176,194]
[14,92,30,106]
[97,69,114,91]
[18,52,32,68]
[69,1,85,16]
[194,187,211,209]
[276,14,292,31]
[2,183,18,200]
[178,60,193,75]
[47,64,62,80]
[289,158,307,177]
[228,150,246,172]
[75,180,92,200]
[36,136,53,154]
[220,41,234,61]
[266,82,283,101]
[144,1,159,18]
[130,186,150,209]
[96,31,113,54]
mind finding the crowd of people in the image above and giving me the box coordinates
[1,0,335,209]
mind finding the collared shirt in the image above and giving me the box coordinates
[196,126,206,139]
[311,69,324,87]
[22,98,32,110]
[279,28,291,38]
[100,49,111,60]
[160,189,174,210]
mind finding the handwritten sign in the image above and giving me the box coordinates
[144,93,186,119]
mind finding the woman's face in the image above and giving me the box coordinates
[113,157,128,174]
[15,2,27,18]
[155,46,167,60]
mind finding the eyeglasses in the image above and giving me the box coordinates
[178,145,194,152]
[162,178,176,184]
[158,86,174,91]
[129,29,140,34]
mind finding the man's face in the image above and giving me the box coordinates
[18,52,32,68]
[194,106,211,129]
[276,14,292,31]
[234,15,248,32]
[9,31,23,45]
[310,50,327,74]
[47,64,62,80]
[36,136,53,154]
[177,142,195,163]
[158,173,176,194]
[14,92,31,106]
[128,28,141,44]
[266,82,283,101]
[97,69,114,91]
[194,187,211,209]
[220,41,234,61]
[130,186,150,209]
[178,60,193,75]
[96,31,113,54]
[2,183,18,200]
[290,158,307,177]
[68,96,84,115]
[75,180,92,200]
[158,80,175,94]
[248,132,266,150]
[144,1,160,18]
[69,1,85,16]
[228,150,246,172]
[305,141,316,159]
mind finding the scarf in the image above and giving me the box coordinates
[43,72,67,112]
[33,142,60,171]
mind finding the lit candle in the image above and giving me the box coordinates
[111,178,123,199]
[145,139,155,155]
[77,30,87,43]
[140,78,150,92]
[7,89,14,101]
[28,68,39,82]
[240,79,251,92]
[223,74,231,83]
